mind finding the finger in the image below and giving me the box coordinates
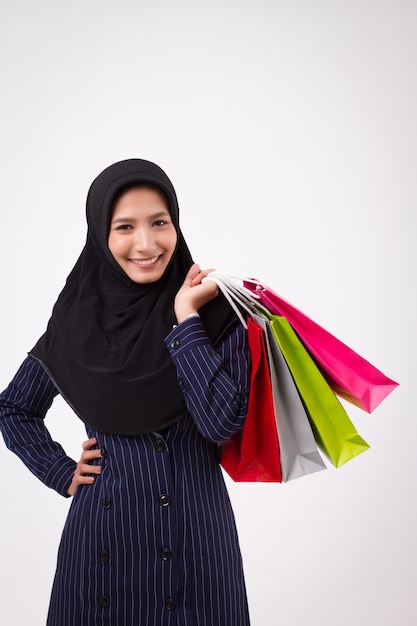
[81,448,103,461]
[199,268,216,278]
[191,268,215,287]
[197,269,217,286]
[74,474,96,486]
[82,437,97,451]
[186,263,201,283]
[78,463,102,475]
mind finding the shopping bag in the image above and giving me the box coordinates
[254,314,327,481]
[243,279,399,413]
[220,316,282,482]
[269,315,370,468]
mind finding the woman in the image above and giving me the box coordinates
[0,159,251,625]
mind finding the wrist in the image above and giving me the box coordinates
[175,304,199,324]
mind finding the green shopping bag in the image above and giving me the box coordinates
[269,315,370,468]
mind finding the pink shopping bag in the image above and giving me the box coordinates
[243,279,399,413]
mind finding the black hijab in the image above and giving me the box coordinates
[30,159,238,435]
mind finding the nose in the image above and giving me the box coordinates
[133,226,156,252]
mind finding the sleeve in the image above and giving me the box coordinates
[0,356,77,497]
[165,316,250,443]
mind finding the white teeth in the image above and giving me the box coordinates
[131,256,159,266]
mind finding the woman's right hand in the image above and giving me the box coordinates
[174,263,219,323]
[67,437,102,496]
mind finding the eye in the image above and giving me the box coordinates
[115,224,133,231]
[153,219,169,227]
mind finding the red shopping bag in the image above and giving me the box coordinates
[244,279,399,413]
[220,317,282,482]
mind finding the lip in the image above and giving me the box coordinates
[129,255,161,268]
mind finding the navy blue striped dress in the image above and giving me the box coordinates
[0,317,251,626]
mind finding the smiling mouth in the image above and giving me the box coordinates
[130,256,160,266]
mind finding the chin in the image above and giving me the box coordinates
[127,269,166,284]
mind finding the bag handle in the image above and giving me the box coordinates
[202,271,266,329]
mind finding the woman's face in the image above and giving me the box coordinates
[108,186,177,284]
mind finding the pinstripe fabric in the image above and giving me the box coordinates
[0,357,76,495]
[0,318,251,625]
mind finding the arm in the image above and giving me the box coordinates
[165,316,250,443]
[0,356,77,497]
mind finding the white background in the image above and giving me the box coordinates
[0,1,415,624]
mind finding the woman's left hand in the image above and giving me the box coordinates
[174,263,218,323]
[67,437,102,496]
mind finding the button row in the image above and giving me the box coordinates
[99,546,171,563]
[104,492,171,509]
[98,447,173,609]
[97,549,173,610]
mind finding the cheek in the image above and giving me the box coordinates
[107,234,124,259]
[156,225,177,254]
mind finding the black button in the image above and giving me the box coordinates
[160,547,172,561]
[100,447,107,459]
[164,597,176,611]
[102,497,111,509]
[99,595,110,608]
[99,550,109,563]
[154,439,166,452]
[159,494,170,507]
[170,338,180,349]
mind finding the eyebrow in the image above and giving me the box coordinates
[111,211,170,223]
